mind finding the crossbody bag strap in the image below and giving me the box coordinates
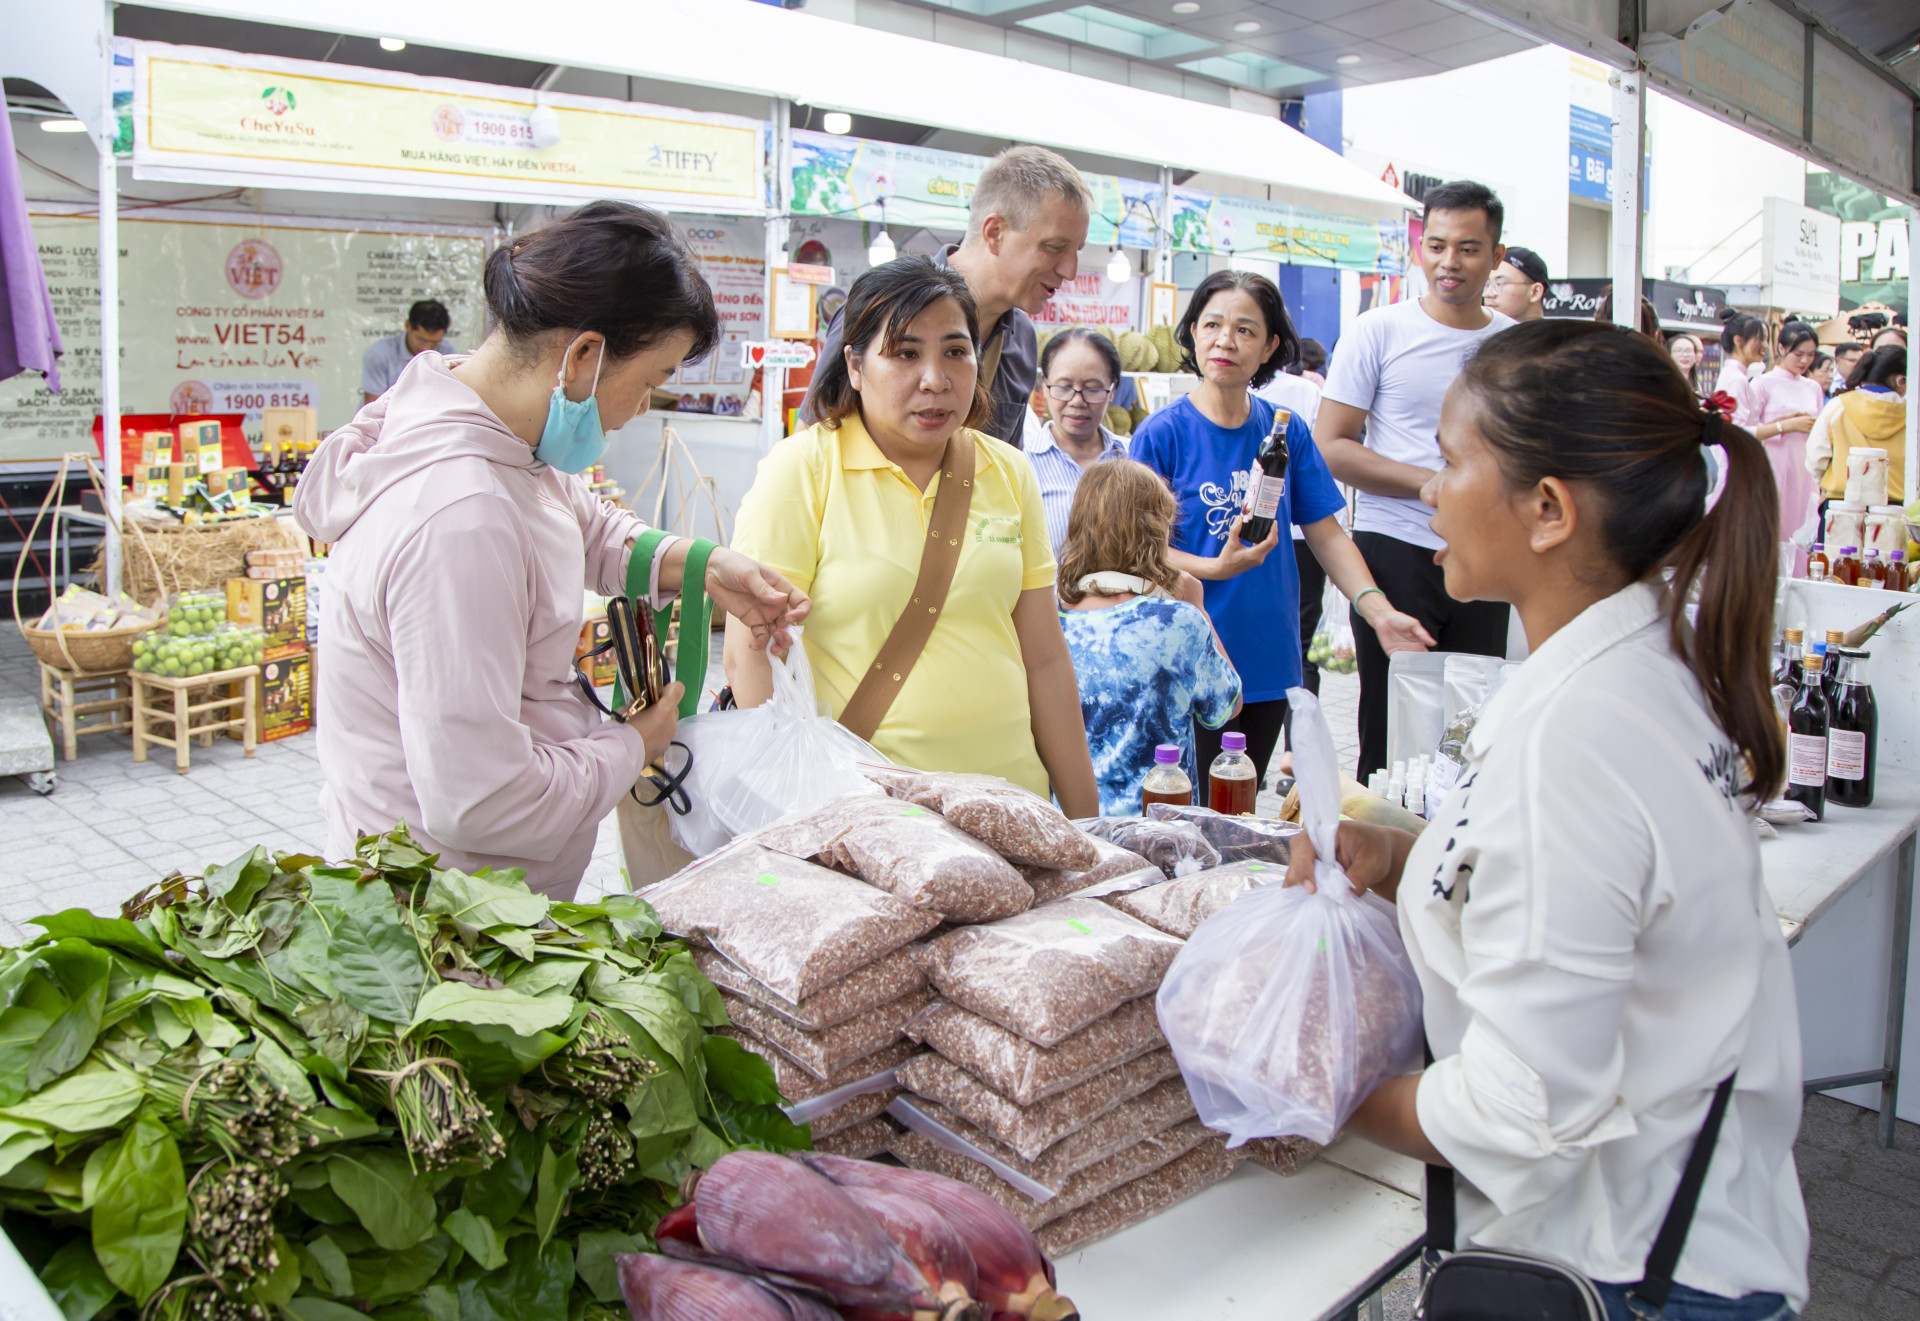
[622,530,713,720]
[1630,1072,1738,1309]
[837,431,975,742]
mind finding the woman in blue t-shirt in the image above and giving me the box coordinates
[1131,271,1433,787]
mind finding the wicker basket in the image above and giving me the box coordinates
[25,618,163,675]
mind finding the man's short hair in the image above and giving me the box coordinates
[1503,246,1548,287]
[1422,180,1504,242]
[967,145,1092,238]
[407,299,452,333]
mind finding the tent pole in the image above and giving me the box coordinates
[98,5,122,598]
[761,98,792,456]
[1607,64,1645,331]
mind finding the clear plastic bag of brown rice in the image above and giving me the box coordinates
[866,767,1098,870]
[752,793,1034,921]
[641,843,940,1002]
[912,899,1183,1047]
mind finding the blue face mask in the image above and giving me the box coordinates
[533,339,607,473]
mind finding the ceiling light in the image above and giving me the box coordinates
[822,111,852,135]
[379,37,407,52]
[1337,53,1362,64]
[1233,19,1261,32]
[528,100,562,150]
[868,227,897,266]
[39,118,86,133]
[1106,249,1132,282]
[1172,2,1200,12]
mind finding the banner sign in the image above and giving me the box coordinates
[132,41,765,212]
[1034,269,1141,330]
[1761,196,1842,315]
[789,130,1158,247]
[788,131,1404,273]
[741,341,816,370]
[0,208,489,462]
[1166,186,1407,273]
[661,216,764,415]
[1805,172,1910,314]
[1568,56,1612,203]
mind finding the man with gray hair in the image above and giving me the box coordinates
[801,144,1091,446]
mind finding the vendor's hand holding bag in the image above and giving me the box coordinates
[1418,1073,1737,1321]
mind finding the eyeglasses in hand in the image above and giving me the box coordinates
[1045,382,1114,404]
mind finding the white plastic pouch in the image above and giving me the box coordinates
[667,631,887,854]
[1156,687,1424,1146]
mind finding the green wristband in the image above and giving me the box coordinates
[1352,586,1385,610]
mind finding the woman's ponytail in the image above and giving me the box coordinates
[1667,409,1784,796]
[1460,320,1784,799]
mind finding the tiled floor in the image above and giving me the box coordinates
[2,627,1913,1315]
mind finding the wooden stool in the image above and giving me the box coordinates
[131,666,259,774]
[38,664,133,762]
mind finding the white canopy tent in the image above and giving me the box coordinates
[5,0,1419,594]
[125,0,1416,219]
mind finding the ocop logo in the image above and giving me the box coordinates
[225,239,283,300]
[260,86,296,116]
[685,228,725,241]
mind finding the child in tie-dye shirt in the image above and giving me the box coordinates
[1057,461,1241,815]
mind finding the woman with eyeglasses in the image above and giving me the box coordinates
[1024,327,1133,555]
[1130,270,1431,792]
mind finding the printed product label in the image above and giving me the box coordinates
[1788,732,1828,787]
[1246,470,1284,519]
[1828,729,1867,780]
[1808,564,1826,581]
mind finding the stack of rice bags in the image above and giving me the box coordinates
[640,832,943,1159]
[849,774,1245,1256]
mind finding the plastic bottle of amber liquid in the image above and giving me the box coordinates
[1208,731,1258,815]
[1140,743,1193,810]
[1807,543,1829,581]
[1862,548,1889,588]
[1887,550,1908,593]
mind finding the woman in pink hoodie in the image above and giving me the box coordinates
[296,202,807,897]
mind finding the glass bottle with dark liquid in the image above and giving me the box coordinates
[1237,408,1291,544]
[1785,653,1829,820]
[1209,730,1258,816]
[1826,649,1877,808]
[1774,628,1802,690]
[1140,743,1193,811]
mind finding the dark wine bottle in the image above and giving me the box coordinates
[1237,407,1291,544]
[1773,628,1802,691]
[1826,649,1877,808]
[1785,653,1829,820]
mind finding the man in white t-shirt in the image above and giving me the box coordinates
[1317,180,1516,779]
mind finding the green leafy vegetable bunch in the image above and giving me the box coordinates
[0,825,805,1321]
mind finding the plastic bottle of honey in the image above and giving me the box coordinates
[1807,544,1829,581]
[1888,551,1908,594]
[1862,549,1888,588]
[1208,732,1258,816]
[1140,744,1193,810]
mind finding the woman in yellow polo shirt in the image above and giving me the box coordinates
[727,256,1099,814]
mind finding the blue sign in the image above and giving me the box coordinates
[1569,105,1611,201]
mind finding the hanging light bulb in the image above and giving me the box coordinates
[528,98,562,150]
[867,226,897,266]
[1106,248,1132,282]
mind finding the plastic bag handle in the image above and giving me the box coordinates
[1287,686,1356,902]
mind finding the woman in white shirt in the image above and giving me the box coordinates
[1290,319,1808,1319]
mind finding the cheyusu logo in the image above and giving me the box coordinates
[244,85,314,137]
